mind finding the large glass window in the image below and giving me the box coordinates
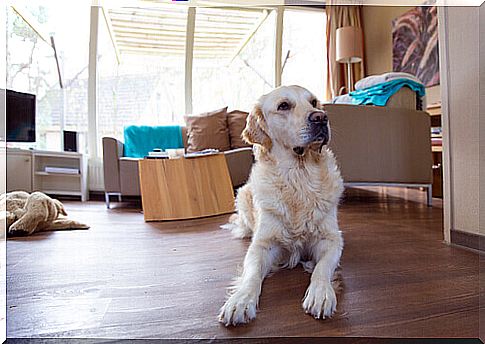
[191,8,276,114]
[7,4,327,155]
[281,8,327,99]
[6,2,90,151]
[97,6,186,151]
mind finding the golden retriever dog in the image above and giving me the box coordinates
[219,85,344,326]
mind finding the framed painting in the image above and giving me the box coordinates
[392,6,439,87]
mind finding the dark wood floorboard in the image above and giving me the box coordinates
[6,187,484,339]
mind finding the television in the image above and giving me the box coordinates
[6,89,36,143]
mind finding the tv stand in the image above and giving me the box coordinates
[6,148,88,201]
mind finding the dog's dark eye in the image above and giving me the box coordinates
[311,99,317,108]
[277,102,290,111]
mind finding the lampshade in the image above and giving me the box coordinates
[336,26,363,64]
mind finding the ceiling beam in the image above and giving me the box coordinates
[230,9,270,63]
[117,35,238,48]
[112,22,250,35]
[110,16,255,30]
[109,10,259,24]
[109,9,187,19]
[113,26,246,37]
[118,40,236,52]
[10,5,50,45]
[115,32,242,43]
[101,6,121,65]
[118,42,185,49]
[120,47,231,58]
[118,42,236,51]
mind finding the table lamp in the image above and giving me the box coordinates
[336,26,363,92]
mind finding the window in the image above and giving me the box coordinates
[6,4,328,156]
[191,8,276,114]
[7,5,60,150]
[97,6,186,151]
[281,8,327,99]
[6,1,90,151]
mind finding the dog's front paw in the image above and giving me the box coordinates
[218,290,257,326]
[302,282,337,319]
[8,225,31,236]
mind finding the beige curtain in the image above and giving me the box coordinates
[325,5,365,100]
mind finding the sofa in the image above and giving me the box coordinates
[102,126,253,208]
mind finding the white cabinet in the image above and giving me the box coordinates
[32,150,88,201]
[6,149,32,192]
[6,148,88,201]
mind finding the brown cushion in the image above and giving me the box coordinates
[227,110,251,149]
[184,107,231,152]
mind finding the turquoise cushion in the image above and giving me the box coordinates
[123,125,184,158]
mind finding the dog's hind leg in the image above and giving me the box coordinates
[220,214,253,239]
[43,219,90,231]
[220,184,255,239]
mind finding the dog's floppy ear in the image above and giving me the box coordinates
[242,104,272,150]
[53,199,67,216]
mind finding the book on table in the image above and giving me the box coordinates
[184,149,220,158]
[44,166,80,174]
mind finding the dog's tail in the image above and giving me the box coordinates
[220,213,253,239]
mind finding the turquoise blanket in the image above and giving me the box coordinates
[123,125,184,158]
[350,79,425,106]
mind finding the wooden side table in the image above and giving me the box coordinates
[138,154,235,221]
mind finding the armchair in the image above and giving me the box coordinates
[324,104,433,205]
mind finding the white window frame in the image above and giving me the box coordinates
[88,6,100,159]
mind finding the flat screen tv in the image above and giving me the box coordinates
[6,89,36,142]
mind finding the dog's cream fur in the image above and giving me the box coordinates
[219,85,344,326]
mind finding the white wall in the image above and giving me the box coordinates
[480,7,485,341]
[439,5,483,239]
[0,115,5,344]
[480,3,485,237]
[0,2,7,342]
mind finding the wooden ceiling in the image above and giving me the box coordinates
[106,4,269,59]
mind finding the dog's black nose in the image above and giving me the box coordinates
[308,111,328,124]
[293,146,305,155]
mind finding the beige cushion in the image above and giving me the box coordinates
[386,87,417,110]
[184,107,231,152]
[227,110,251,149]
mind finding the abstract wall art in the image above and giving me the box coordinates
[392,6,439,87]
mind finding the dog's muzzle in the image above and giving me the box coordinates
[293,111,330,156]
[309,111,329,145]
